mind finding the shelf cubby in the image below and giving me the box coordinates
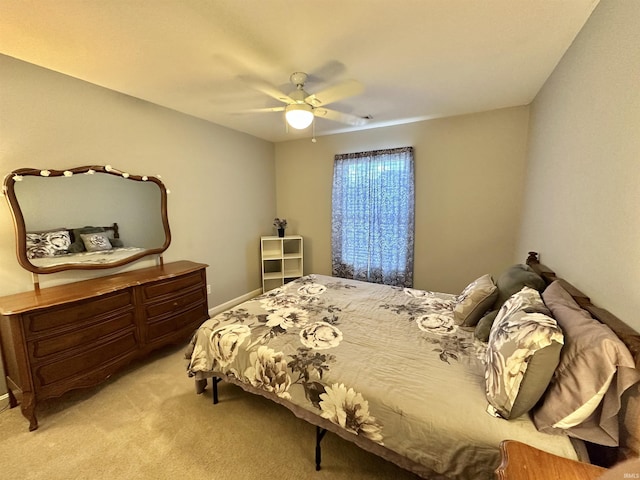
[261,235,303,292]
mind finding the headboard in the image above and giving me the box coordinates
[68,222,120,242]
[526,252,640,467]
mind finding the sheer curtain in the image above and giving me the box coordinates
[331,146,414,287]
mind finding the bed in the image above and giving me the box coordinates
[25,222,144,267]
[185,253,640,479]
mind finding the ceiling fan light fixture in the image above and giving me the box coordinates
[285,103,314,129]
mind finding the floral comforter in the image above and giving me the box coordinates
[29,246,144,267]
[186,275,577,479]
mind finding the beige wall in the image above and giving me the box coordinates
[275,106,530,294]
[517,0,640,330]
[0,55,277,394]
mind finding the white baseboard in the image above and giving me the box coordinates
[208,288,262,317]
[0,393,9,410]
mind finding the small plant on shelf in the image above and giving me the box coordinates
[273,218,288,229]
[273,218,288,237]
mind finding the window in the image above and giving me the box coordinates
[331,146,414,287]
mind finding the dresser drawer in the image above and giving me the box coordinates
[146,303,208,343]
[33,330,138,390]
[28,311,136,361]
[144,287,206,321]
[24,291,133,338]
[142,271,205,302]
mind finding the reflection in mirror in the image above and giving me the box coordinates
[3,166,171,274]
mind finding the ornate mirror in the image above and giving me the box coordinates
[3,165,171,274]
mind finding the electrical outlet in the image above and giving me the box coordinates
[207,284,211,295]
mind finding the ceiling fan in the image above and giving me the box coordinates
[243,72,369,130]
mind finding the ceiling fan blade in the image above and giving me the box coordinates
[305,79,364,107]
[239,75,295,104]
[314,108,369,126]
[240,106,286,113]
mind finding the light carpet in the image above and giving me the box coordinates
[0,345,419,480]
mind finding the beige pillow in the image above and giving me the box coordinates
[80,232,113,252]
[453,274,497,326]
[533,281,640,446]
[485,288,563,419]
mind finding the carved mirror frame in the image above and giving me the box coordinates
[3,165,171,275]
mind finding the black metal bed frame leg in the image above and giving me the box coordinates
[315,426,327,471]
[212,376,222,404]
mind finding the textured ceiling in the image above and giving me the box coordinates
[0,0,599,142]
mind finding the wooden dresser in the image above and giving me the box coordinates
[0,260,208,431]
[496,440,607,479]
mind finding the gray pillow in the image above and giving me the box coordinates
[494,264,546,307]
[68,241,84,253]
[109,238,124,248]
[475,310,498,342]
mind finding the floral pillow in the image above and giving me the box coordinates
[453,274,498,326]
[80,232,113,252]
[26,229,71,259]
[485,287,564,419]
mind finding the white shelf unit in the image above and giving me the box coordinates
[261,235,303,292]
